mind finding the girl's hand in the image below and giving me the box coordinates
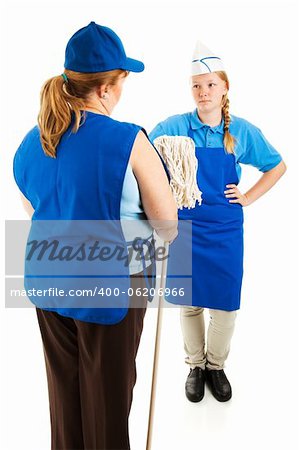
[224,184,251,206]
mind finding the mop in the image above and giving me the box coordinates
[146,135,202,450]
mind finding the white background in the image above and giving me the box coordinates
[1,0,299,449]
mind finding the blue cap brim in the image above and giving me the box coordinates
[122,57,144,73]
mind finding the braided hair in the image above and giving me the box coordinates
[215,71,236,154]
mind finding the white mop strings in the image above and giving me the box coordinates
[153,135,202,209]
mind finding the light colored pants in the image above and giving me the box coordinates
[180,307,237,370]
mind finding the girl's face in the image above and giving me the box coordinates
[191,72,228,114]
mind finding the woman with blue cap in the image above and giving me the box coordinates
[150,41,286,403]
[13,22,177,450]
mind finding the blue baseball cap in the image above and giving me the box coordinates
[64,21,144,73]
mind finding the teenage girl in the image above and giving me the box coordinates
[149,41,286,403]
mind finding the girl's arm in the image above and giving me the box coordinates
[224,160,287,206]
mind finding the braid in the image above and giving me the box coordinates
[222,94,235,154]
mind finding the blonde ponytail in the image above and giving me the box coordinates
[38,69,127,158]
[38,74,85,157]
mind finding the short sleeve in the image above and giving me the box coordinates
[237,124,282,172]
[148,123,166,144]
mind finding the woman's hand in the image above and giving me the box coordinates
[224,184,251,206]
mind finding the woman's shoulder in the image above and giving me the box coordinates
[86,113,140,131]
[16,125,40,154]
[98,115,145,136]
[84,114,143,143]
[23,125,40,141]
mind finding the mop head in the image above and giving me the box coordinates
[153,135,202,209]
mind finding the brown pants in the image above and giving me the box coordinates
[36,272,148,450]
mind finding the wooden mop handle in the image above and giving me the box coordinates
[145,136,200,448]
[146,241,169,450]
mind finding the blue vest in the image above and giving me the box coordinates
[13,112,147,324]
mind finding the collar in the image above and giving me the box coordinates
[190,109,230,135]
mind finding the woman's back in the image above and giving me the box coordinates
[14,112,142,220]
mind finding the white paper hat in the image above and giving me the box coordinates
[191,41,225,76]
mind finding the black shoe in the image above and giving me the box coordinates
[185,367,205,402]
[205,369,232,402]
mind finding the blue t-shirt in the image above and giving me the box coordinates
[149,109,282,180]
[120,163,153,274]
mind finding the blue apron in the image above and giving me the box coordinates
[167,127,244,311]
[13,115,156,324]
